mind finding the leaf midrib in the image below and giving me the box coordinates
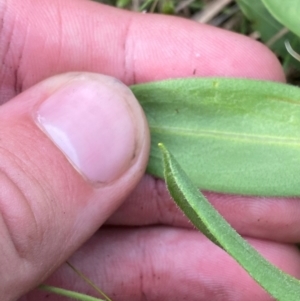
[151,126,300,146]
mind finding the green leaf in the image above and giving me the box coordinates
[262,0,300,38]
[159,143,300,301]
[237,0,284,40]
[236,0,300,70]
[131,77,300,197]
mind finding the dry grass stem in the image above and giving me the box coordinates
[192,0,233,23]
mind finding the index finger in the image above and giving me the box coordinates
[0,0,285,104]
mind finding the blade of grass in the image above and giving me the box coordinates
[66,261,112,301]
[39,284,106,301]
[139,0,154,11]
[159,143,300,301]
[285,40,300,61]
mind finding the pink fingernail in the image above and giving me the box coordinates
[36,75,137,184]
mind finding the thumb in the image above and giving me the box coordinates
[0,72,149,300]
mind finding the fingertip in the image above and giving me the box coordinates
[125,15,286,83]
[198,25,286,82]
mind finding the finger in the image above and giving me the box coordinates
[23,227,300,301]
[0,72,149,300]
[107,175,300,243]
[0,0,284,104]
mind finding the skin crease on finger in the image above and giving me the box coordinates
[1,0,299,300]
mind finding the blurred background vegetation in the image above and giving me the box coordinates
[92,0,300,84]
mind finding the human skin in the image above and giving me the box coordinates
[0,0,299,300]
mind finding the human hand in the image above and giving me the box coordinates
[0,1,297,300]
